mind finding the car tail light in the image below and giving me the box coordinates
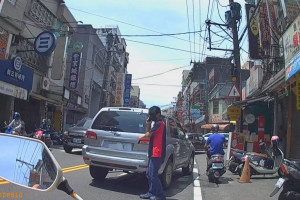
[85,131,97,140]
[214,171,220,177]
[83,157,90,161]
[139,138,150,144]
[215,158,222,162]
[280,163,288,175]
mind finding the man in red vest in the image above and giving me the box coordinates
[138,106,166,200]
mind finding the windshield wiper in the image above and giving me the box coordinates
[96,125,122,132]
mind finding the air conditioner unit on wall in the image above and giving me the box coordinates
[42,77,50,90]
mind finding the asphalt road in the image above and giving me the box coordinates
[0,145,281,200]
[194,151,280,200]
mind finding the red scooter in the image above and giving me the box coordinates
[34,128,52,148]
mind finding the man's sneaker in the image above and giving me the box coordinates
[140,193,152,199]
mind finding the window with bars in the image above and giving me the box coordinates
[213,100,219,114]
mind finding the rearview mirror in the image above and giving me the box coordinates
[0,133,62,191]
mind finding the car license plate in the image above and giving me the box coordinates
[275,178,285,188]
[212,163,224,168]
[73,138,82,143]
[107,141,132,151]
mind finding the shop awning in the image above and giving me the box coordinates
[201,123,230,131]
[230,95,272,107]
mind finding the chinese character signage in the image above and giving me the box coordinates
[69,52,82,90]
[123,74,132,107]
[259,1,271,50]
[0,34,12,60]
[296,73,300,110]
[115,73,124,107]
[227,106,241,121]
[283,14,300,80]
[246,4,262,59]
[191,105,200,119]
[0,58,34,90]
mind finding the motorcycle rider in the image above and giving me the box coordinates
[204,124,226,171]
[8,112,22,135]
[40,119,49,131]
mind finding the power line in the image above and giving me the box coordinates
[217,0,228,8]
[185,0,193,61]
[199,0,202,61]
[67,6,200,45]
[125,38,214,56]
[216,0,226,24]
[192,0,196,61]
[132,83,183,87]
[132,65,189,80]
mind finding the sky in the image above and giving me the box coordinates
[64,0,248,108]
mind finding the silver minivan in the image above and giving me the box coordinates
[82,107,195,188]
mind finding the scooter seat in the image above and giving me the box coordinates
[249,152,268,158]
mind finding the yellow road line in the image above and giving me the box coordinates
[61,164,88,172]
[62,165,89,173]
[0,164,89,185]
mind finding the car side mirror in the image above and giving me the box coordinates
[0,134,84,199]
[0,134,62,191]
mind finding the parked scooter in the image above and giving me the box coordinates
[238,136,284,177]
[270,159,300,199]
[207,154,226,183]
[0,133,83,199]
[50,131,63,145]
[229,142,272,174]
[228,149,246,174]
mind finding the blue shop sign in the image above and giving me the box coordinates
[0,58,34,90]
[123,74,132,107]
[69,52,82,90]
[286,51,300,80]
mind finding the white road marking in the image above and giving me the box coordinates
[194,161,203,200]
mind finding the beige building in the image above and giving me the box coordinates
[0,0,77,132]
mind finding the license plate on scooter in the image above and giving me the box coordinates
[275,178,285,188]
[212,163,224,168]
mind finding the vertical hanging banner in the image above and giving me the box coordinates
[296,73,300,110]
[245,4,262,59]
[115,73,124,107]
[69,52,82,90]
[259,1,271,51]
[123,74,132,107]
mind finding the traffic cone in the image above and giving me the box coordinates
[239,156,251,183]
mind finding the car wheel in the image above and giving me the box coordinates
[182,154,194,175]
[160,159,173,189]
[63,145,73,153]
[89,165,109,181]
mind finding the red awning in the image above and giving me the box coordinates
[201,124,230,131]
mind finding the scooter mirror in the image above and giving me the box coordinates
[0,133,62,191]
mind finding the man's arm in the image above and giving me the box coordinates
[138,121,152,140]
[204,137,211,150]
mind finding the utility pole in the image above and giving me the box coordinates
[101,32,114,108]
[229,0,242,100]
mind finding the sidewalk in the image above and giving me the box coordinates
[194,152,280,200]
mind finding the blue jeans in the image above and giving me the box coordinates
[146,157,165,198]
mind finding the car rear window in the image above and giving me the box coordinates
[76,118,92,128]
[91,111,148,133]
